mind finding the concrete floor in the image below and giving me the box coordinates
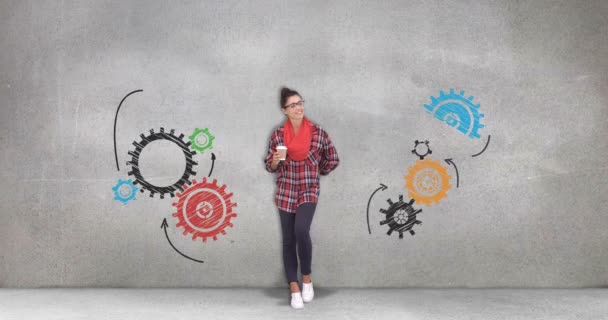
[0,288,606,319]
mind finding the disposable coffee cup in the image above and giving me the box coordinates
[276,145,287,160]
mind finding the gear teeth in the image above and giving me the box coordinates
[188,127,216,153]
[412,139,432,160]
[126,128,198,199]
[171,178,237,244]
[424,89,485,139]
[405,159,451,206]
[379,195,423,239]
[112,178,138,205]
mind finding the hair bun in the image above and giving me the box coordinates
[279,86,300,108]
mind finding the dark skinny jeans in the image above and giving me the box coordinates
[279,202,317,284]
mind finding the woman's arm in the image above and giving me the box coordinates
[265,130,281,173]
[319,129,339,176]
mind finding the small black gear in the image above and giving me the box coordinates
[411,140,432,160]
[380,195,422,239]
[127,128,197,199]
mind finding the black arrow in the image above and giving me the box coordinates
[444,158,459,188]
[208,153,216,177]
[367,183,388,235]
[113,89,143,171]
[161,218,204,263]
[472,135,491,157]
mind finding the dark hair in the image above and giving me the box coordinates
[280,86,301,109]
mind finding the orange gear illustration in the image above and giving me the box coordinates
[404,159,451,206]
[172,177,237,242]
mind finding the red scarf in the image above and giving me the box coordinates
[283,117,313,161]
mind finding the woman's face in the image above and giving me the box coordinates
[282,95,304,121]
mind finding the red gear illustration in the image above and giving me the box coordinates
[172,177,237,242]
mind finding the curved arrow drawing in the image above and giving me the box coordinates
[367,183,388,235]
[161,218,204,263]
[208,153,216,177]
[472,135,491,157]
[444,158,459,188]
[113,89,143,171]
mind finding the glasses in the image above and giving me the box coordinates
[284,100,305,109]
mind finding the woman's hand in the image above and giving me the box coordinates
[270,151,282,170]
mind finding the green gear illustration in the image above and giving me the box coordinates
[188,128,215,153]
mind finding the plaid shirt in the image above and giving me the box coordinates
[265,121,340,213]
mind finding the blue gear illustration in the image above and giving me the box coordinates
[424,88,485,139]
[112,178,138,204]
[379,195,423,239]
[188,128,215,153]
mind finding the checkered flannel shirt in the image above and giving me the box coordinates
[265,121,340,213]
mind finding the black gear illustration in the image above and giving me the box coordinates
[411,140,432,160]
[380,195,423,239]
[127,127,197,199]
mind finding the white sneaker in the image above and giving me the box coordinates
[291,292,304,309]
[302,282,314,302]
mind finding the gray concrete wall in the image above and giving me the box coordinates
[1,0,607,288]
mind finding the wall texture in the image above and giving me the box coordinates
[1,0,607,288]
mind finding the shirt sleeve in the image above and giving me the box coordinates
[319,129,339,176]
[265,129,281,173]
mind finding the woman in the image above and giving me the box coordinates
[265,87,340,309]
